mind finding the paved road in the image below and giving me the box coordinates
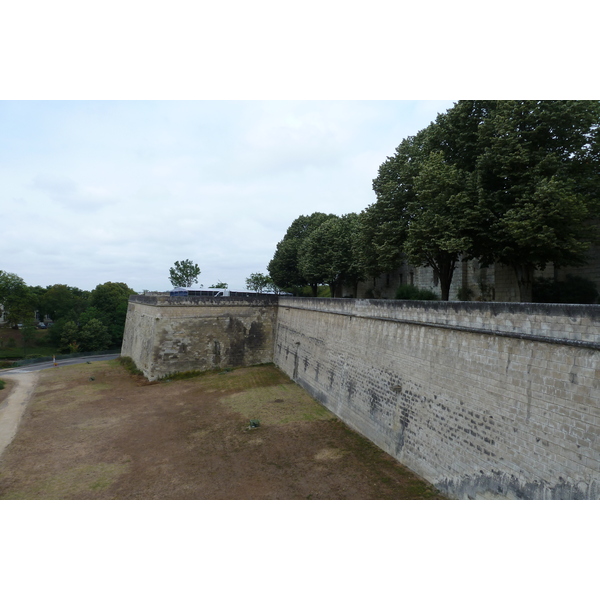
[0,353,121,375]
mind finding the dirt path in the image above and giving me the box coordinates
[0,372,39,458]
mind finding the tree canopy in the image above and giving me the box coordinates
[169,260,201,288]
[0,271,37,325]
[367,100,600,301]
[245,272,274,293]
[298,213,363,297]
[268,212,336,295]
[90,281,136,346]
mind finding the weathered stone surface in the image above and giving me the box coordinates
[274,298,600,500]
[121,296,278,380]
[122,295,600,499]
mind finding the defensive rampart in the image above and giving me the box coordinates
[274,298,600,499]
[121,295,277,380]
[122,295,600,499]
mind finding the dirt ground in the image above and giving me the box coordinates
[0,360,445,500]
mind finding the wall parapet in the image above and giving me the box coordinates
[278,297,600,347]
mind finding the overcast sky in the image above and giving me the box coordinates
[1,100,456,292]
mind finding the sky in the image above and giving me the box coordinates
[1,100,457,292]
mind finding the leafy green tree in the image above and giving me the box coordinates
[59,320,80,353]
[365,125,437,278]
[210,281,228,289]
[471,100,600,300]
[78,306,104,327]
[403,151,474,300]
[0,271,26,306]
[245,272,273,293]
[169,260,201,288]
[0,271,34,325]
[40,284,90,322]
[268,212,336,295]
[90,282,136,346]
[79,318,112,351]
[370,100,600,302]
[298,214,364,298]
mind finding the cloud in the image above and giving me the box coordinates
[1,100,458,292]
[31,173,119,211]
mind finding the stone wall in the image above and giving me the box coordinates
[273,298,600,499]
[121,295,278,380]
[121,294,600,499]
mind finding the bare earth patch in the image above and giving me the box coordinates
[0,360,445,500]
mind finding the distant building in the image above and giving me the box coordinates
[342,246,600,301]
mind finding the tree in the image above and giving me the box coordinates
[0,271,34,325]
[471,100,600,301]
[40,284,90,322]
[245,273,273,293]
[79,318,112,351]
[268,212,336,295]
[403,151,474,300]
[366,125,438,278]
[90,282,136,346]
[210,281,228,289]
[59,320,80,353]
[370,100,600,301]
[169,260,201,288]
[298,214,364,298]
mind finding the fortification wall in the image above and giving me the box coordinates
[274,298,600,499]
[121,296,278,380]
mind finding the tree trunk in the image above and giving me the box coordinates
[435,255,457,301]
[513,263,534,302]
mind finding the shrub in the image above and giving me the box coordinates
[0,379,5,390]
[395,284,439,301]
[533,275,599,304]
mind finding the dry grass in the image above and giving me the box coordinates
[0,360,446,500]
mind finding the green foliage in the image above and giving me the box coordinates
[369,100,600,302]
[90,282,135,346]
[0,271,26,307]
[0,379,5,390]
[79,318,112,351]
[40,284,90,322]
[169,259,201,288]
[532,275,599,304]
[395,284,439,301]
[59,321,80,353]
[298,214,364,298]
[210,281,228,289]
[0,271,36,325]
[404,150,474,300]
[245,272,273,293]
[268,212,336,295]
